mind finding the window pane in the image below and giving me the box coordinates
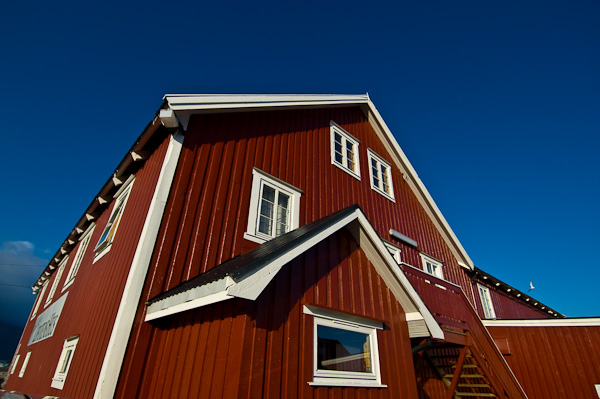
[59,349,73,373]
[275,193,290,236]
[258,185,276,235]
[381,165,389,193]
[317,325,371,373]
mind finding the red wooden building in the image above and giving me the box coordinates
[5,95,599,398]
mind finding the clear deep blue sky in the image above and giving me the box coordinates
[1,0,599,333]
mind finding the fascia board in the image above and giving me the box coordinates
[482,318,600,327]
[164,94,370,110]
[354,212,445,340]
[365,100,474,270]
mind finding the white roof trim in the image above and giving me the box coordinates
[162,94,474,270]
[144,207,444,339]
[483,318,600,327]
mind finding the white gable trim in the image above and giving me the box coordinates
[144,207,444,340]
[483,318,600,327]
[163,94,473,270]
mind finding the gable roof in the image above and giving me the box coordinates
[162,94,474,270]
[145,204,445,340]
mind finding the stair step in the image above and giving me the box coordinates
[444,374,485,379]
[455,393,496,397]
[458,383,491,388]
[452,364,479,368]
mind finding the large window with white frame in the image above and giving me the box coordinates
[367,150,395,201]
[245,168,301,244]
[478,284,497,319]
[420,253,444,279]
[51,336,79,389]
[94,176,134,261]
[304,305,385,387]
[330,123,361,179]
[63,224,95,291]
[45,256,68,308]
[31,280,48,320]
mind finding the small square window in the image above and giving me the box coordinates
[304,305,385,387]
[330,123,361,179]
[94,176,134,262]
[420,253,444,279]
[478,284,496,319]
[367,150,395,201]
[245,169,301,244]
[45,256,68,308]
[18,351,31,378]
[51,336,79,390]
[63,224,95,291]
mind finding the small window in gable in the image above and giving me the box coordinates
[45,256,68,308]
[63,224,95,291]
[420,253,444,279]
[94,176,134,262]
[478,284,497,319]
[31,280,48,320]
[51,336,79,390]
[245,168,301,244]
[330,123,360,179]
[10,353,20,375]
[304,305,385,388]
[367,150,394,201]
[384,242,402,265]
[18,351,31,378]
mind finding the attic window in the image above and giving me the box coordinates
[63,224,95,291]
[245,169,301,244]
[330,123,360,179]
[51,336,79,390]
[367,150,394,201]
[94,176,135,262]
[45,256,68,308]
[304,305,385,388]
[478,284,496,319]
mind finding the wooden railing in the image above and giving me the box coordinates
[404,266,528,399]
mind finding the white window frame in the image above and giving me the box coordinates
[244,168,301,244]
[45,256,68,308]
[94,176,135,262]
[367,150,395,201]
[18,351,31,378]
[330,123,361,179]
[63,224,95,291]
[51,336,79,390]
[478,284,497,319]
[31,280,48,320]
[10,353,20,375]
[303,305,386,388]
[420,253,444,279]
[384,242,402,265]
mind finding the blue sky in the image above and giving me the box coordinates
[1,0,599,336]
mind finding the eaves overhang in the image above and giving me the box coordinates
[473,267,564,318]
[482,317,600,327]
[145,204,445,340]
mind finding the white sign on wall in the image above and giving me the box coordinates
[28,292,68,345]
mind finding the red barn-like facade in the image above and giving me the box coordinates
[5,95,600,398]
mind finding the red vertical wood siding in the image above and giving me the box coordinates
[487,324,600,399]
[5,135,170,398]
[124,228,418,399]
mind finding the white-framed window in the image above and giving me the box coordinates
[18,351,31,378]
[94,176,135,262]
[31,280,48,320]
[367,150,395,201]
[478,284,497,319]
[63,224,95,291]
[303,305,386,388]
[51,336,79,390]
[45,256,68,308]
[330,123,361,179]
[420,253,444,279]
[10,353,20,375]
[384,242,402,265]
[245,168,301,244]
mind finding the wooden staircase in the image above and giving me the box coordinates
[426,345,501,398]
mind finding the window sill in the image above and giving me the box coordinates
[93,243,112,264]
[243,232,268,245]
[332,161,361,180]
[309,380,387,388]
[371,187,395,202]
